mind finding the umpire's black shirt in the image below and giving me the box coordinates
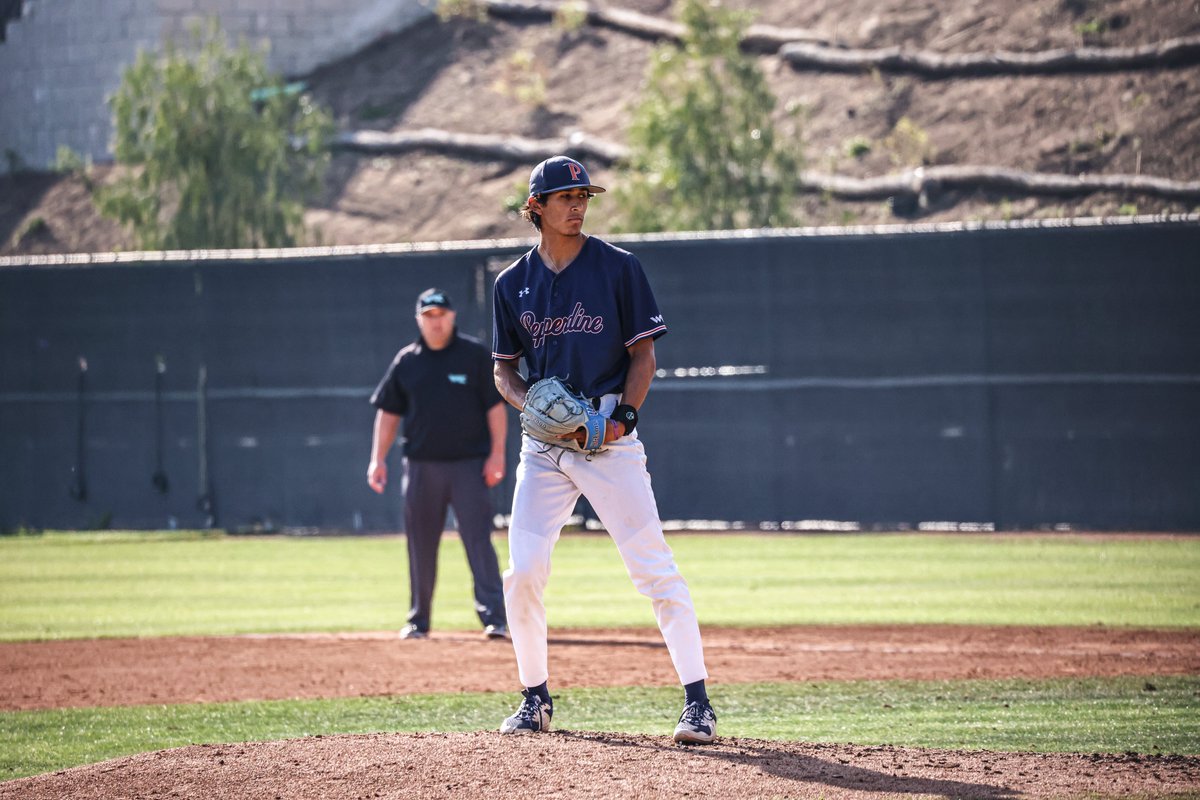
[370,331,502,461]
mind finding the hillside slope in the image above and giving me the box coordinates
[2,0,1198,256]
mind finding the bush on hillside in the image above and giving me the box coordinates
[612,0,803,233]
[97,22,333,250]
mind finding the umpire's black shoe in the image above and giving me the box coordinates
[673,700,717,744]
[484,623,509,640]
[499,689,552,734]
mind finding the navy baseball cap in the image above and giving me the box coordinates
[528,155,606,197]
[416,288,453,314]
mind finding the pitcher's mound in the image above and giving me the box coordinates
[5,730,1198,800]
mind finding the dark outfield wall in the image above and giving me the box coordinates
[2,220,1198,532]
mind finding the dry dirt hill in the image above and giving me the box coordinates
[2,0,1199,257]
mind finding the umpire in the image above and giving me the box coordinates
[368,288,509,640]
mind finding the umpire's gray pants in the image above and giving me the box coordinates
[403,457,505,632]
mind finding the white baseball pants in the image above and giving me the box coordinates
[504,415,708,690]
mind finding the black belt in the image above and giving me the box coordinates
[590,396,602,410]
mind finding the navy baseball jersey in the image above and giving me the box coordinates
[492,236,667,398]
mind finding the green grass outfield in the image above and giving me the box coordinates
[1,531,1198,639]
[2,677,1197,780]
[1,531,1198,780]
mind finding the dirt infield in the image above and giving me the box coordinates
[3,625,1199,798]
[3,625,1199,711]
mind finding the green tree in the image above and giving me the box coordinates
[97,22,333,250]
[612,0,802,233]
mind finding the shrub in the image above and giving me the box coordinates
[884,117,935,168]
[436,0,487,22]
[492,49,548,109]
[96,21,333,250]
[553,0,589,33]
[612,0,802,233]
[844,136,873,159]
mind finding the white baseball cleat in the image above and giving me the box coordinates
[673,700,717,744]
[499,690,552,734]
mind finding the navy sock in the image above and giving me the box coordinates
[527,681,552,707]
[684,679,708,705]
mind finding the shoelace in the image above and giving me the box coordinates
[516,695,545,722]
[681,701,713,726]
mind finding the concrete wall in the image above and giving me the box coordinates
[0,0,431,170]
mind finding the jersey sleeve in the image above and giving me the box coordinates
[491,273,525,361]
[369,356,408,416]
[619,252,668,348]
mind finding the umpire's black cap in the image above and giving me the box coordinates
[416,288,453,314]
[528,155,606,197]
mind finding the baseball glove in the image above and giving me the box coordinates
[521,377,607,455]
